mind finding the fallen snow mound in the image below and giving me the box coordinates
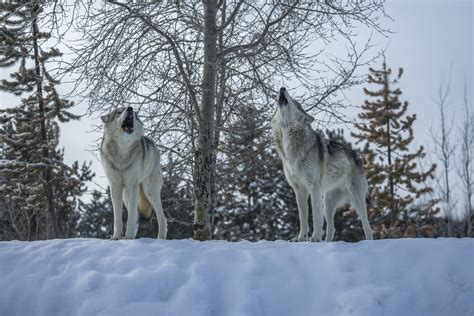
[0,238,473,316]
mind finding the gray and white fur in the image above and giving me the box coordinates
[271,87,373,242]
[101,107,167,240]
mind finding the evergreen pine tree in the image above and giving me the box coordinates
[159,153,195,239]
[55,159,95,238]
[213,105,297,241]
[0,1,91,240]
[351,60,437,238]
[76,189,114,239]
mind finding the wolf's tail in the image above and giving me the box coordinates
[138,184,153,219]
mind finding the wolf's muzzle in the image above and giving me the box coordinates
[122,107,134,134]
[278,87,288,105]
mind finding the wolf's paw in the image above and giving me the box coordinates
[110,235,121,240]
[310,235,322,242]
[290,235,309,242]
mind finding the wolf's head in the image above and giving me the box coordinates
[101,107,144,141]
[275,87,314,126]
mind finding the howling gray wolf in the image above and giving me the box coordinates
[271,87,373,242]
[101,107,167,240]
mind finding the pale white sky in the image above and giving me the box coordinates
[1,0,472,204]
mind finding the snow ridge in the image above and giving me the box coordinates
[0,238,473,316]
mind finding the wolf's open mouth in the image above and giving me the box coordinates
[122,112,134,134]
[279,88,288,105]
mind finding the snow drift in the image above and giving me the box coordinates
[0,238,473,316]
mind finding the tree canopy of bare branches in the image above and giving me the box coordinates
[69,0,387,239]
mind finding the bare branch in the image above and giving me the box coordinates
[107,0,202,123]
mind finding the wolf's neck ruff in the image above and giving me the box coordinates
[277,125,308,160]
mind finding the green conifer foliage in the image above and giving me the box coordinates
[213,104,298,241]
[0,1,91,240]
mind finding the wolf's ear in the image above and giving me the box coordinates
[100,114,109,123]
[305,115,314,125]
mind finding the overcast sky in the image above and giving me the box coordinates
[1,0,472,203]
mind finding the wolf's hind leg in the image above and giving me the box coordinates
[351,192,373,240]
[324,189,341,242]
[142,179,167,240]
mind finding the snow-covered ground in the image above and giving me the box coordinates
[0,238,473,316]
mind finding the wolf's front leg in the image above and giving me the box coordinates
[293,187,309,242]
[110,182,124,240]
[124,183,139,239]
[310,187,324,242]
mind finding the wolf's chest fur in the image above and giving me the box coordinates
[273,124,328,185]
[101,138,141,170]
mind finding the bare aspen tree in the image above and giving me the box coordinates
[69,1,387,240]
[193,0,218,239]
[431,76,457,236]
[457,80,473,236]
